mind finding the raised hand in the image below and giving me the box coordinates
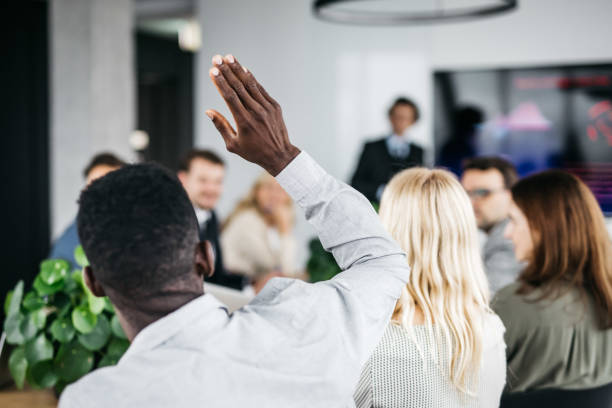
[206,54,300,176]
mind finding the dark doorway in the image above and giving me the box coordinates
[136,32,194,170]
[0,1,50,305]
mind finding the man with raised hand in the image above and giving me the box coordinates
[59,54,410,407]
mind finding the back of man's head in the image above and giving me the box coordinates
[77,163,199,299]
[462,156,518,189]
[83,152,126,179]
[178,149,224,173]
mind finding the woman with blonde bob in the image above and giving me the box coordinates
[355,168,506,407]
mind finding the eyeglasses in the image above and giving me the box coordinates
[465,188,505,199]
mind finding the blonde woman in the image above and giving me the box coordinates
[221,172,298,290]
[354,168,506,407]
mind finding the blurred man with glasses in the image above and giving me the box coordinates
[461,157,523,294]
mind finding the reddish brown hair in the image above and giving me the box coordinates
[511,170,612,328]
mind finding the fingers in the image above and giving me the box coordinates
[223,55,272,110]
[205,109,238,151]
[209,63,249,120]
[213,55,263,114]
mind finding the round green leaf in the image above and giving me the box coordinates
[31,308,48,330]
[103,297,114,313]
[54,341,94,382]
[74,245,89,268]
[28,360,58,389]
[33,274,65,296]
[20,313,40,341]
[87,291,105,315]
[4,290,13,316]
[72,305,97,334]
[110,314,127,339]
[4,313,25,344]
[98,353,120,368]
[25,333,54,365]
[71,269,84,286]
[50,318,75,343]
[106,337,129,358]
[78,314,111,351]
[22,291,45,311]
[9,346,28,389]
[40,259,69,285]
[6,280,24,317]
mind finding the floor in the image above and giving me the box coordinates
[0,388,57,408]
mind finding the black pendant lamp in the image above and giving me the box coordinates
[313,0,518,25]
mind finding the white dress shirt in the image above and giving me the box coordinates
[194,206,211,229]
[59,152,410,408]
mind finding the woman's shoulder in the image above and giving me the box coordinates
[225,208,265,230]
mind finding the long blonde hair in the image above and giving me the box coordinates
[379,168,491,395]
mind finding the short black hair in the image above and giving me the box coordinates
[77,163,199,297]
[388,97,420,122]
[462,156,518,189]
[83,152,126,179]
[178,149,224,172]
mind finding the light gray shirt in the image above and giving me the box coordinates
[59,152,410,408]
[483,219,523,294]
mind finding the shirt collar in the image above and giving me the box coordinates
[194,207,212,227]
[121,293,229,360]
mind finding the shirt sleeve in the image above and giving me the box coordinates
[273,151,410,375]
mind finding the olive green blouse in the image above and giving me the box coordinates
[492,282,612,393]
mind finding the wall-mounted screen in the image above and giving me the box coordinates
[434,64,612,214]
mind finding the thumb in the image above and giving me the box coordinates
[205,109,238,151]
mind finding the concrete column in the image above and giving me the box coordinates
[50,0,134,239]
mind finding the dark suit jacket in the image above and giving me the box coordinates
[200,210,244,290]
[351,138,424,202]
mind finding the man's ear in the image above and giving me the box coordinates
[177,171,187,186]
[195,241,215,279]
[83,266,106,297]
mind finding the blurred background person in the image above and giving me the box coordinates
[355,168,506,408]
[494,171,612,394]
[178,149,243,290]
[221,172,298,293]
[351,97,425,203]
[438,106,484,176]
[49,152,125,267]
[461,157,523,294]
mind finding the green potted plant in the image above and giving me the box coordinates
[2,246,128,394]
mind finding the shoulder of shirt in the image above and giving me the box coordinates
[59,366,121,407]
[364,137,388,147]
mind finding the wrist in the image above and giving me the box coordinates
[266,145,301,176]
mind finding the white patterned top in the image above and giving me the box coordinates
[355,314,506,408]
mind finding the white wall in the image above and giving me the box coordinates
[51,0,135,239]
[195,0,612,268]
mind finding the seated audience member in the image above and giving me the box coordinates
[355,168,506,408]
[493,170,612,393]
[178,149,243,290]
[461,157,523,294]
[49,152,125,267]
[351,97,424,203]
[58,54,410,408]
[221,172,298,290]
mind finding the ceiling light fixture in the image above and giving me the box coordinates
[313,0,518,25]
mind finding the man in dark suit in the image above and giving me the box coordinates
[351,97,424,203]
[178,149,244,290]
